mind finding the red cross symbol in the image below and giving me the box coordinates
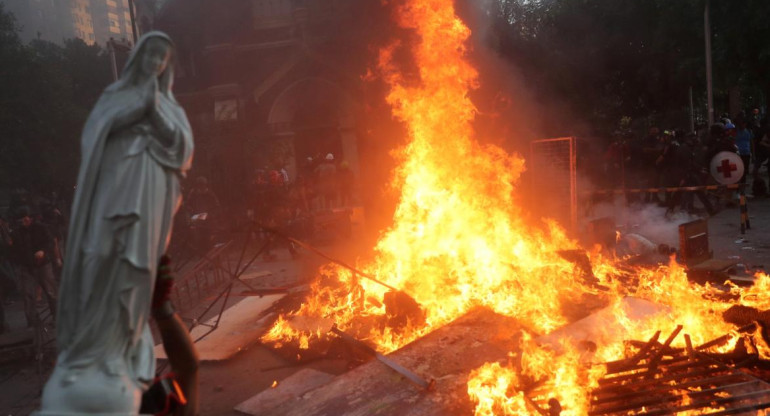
[717,159,737,178]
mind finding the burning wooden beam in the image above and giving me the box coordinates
[589,327,770,415]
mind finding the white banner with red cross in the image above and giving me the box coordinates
[709,151,744,185]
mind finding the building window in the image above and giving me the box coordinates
[214,99,238,122]
[109,13,120,28]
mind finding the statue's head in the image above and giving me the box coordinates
[109,31,176,97]
[138,37,172,79]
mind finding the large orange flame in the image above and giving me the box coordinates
[261,0,770,414]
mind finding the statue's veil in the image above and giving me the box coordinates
[57,29,192,357]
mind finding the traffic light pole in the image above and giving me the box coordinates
[705,0,714,126]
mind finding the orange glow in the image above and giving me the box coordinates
[467,362,529,416]
[259,0,769,414]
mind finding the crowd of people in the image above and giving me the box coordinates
[594,109,770,215]
[282,152,356,214]
[247,153,357,259]
[248,153,355,222]
[166,152,357,261]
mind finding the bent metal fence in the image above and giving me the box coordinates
[170,241,232,313]
[530,137,578,232]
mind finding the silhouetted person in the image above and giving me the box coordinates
[185,177,221,252]
[185,176,220,217]
[0,215,14,333]
[667,133,716,215]
[735,119,753,185]
[11,208,58,326]
[315,153,338,210]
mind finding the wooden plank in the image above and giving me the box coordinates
[239,270,273,282]
[598,361,724,388]
[234,369,335,415]
[262,308,520,416]
[690,258,737,272]
[538,297,668,354]
[641,389,770,416]
[592,373,748,405]
[154,294,284,361]
[591,380,762,415]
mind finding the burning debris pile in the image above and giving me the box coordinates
[256,0,770,414]
[587,324,770,415]
[471,322,770,416]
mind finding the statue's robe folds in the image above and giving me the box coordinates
[40,33,193,414]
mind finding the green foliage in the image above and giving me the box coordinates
[0,4,111,193]
[485,0,770,130]
[709,0,770,106]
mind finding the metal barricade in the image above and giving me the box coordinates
[171,241,232,313]
[529,137,578,231]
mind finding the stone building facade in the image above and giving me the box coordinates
[153,0,379,207]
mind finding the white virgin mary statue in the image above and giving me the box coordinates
[38,31,193,415]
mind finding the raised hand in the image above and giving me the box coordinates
[140,75,159,115]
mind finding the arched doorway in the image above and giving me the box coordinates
[266,77,358,181]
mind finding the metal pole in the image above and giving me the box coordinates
[108,40,119,82]
[128,0,138,43]
[705,0,715,125]
[689,86,696,132]
[570,137,577,233]
[263,227,401,293]
[620,138,628,227]
[740,184,750,234]
[330,325,434,391]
